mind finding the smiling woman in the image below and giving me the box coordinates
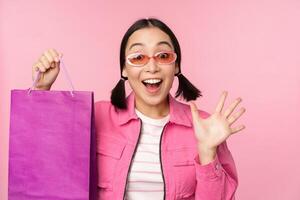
[30,18,246,200]
[111,18,201,112]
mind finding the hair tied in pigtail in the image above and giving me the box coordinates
[175,72,202,101]
[110,77,127,109]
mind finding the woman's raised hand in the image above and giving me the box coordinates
[31,49,62,90]
[189,91,246,152]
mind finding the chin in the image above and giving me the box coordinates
[143,92,169,106]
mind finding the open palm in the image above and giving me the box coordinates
[190,91,246,150]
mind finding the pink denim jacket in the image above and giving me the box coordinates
[95,92,238,200]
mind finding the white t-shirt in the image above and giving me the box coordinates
[125,109,170,200]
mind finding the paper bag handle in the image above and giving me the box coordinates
[28,58,75,96]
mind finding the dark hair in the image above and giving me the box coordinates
[111,18,202,109]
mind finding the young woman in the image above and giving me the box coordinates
[32,18,246,200]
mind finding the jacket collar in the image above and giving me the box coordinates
[117,92,192,127]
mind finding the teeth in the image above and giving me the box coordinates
[143,79,162,84]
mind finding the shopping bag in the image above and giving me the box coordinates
[8,60,97,200]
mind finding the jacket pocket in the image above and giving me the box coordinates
[169,147,197,199]
[97,134,126,191]
[171,147,196,166]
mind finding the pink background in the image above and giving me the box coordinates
[1,0,300,199]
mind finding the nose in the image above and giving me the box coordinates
[145,57,159,73]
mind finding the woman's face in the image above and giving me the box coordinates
[122,27,179,109]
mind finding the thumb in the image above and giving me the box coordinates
[52,53,63,69]
[189,101,201,126]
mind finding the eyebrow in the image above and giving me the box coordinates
[128,41,173,50]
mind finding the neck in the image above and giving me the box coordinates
[135,96,170,119]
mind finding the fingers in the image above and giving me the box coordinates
[33,61,46,72]
[44,51,56,68]
[32,48,61,73]
[40,55,50,70]
[215,91,228,113]
[231,124,246,134]
[228,107,246,125]
[189,101,201,126]
[43,49,61,68]
[224,97,242,118]
[49,49,63,70]
[49,48,62,62]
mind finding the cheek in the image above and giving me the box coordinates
[164,66,177,82]
[167,69,178,88]
[125,68,142,88]
[164,76,175,89]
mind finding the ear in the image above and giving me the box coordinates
[122,65,128,78]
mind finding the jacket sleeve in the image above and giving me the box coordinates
[193,140,238,200]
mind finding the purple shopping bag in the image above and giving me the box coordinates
[8,61,97,200]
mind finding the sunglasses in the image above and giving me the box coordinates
[126,51,177,67]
